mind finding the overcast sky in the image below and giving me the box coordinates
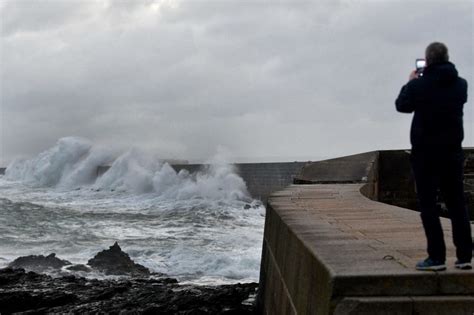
[0,0,473,164]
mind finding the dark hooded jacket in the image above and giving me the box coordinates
[395,61,468,152]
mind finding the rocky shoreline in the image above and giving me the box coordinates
[0,243,258,314]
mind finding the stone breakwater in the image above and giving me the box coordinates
[0,243,258,314]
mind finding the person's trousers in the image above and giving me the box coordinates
[410,149,472,262]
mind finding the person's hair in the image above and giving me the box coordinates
[425,42,449,65]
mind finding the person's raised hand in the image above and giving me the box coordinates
[409,70,419,81]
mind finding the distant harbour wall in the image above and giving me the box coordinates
[1,162,309,203]
[99,162,309,203]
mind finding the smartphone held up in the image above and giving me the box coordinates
[416,58,426,76]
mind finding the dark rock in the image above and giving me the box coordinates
[0,269,77,313]
[244,204,252,209]
[0,291,43,313]
[0,268,49,286]
[8,253,71,273]
[0,267,258,314]
[0,289,77,313]
[0,268,27,285]
[93,285,129,301]
[87,242,150,276]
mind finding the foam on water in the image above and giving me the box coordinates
[0,137,265,284]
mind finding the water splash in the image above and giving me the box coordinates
[5,137,113,188]
[5,137,251,201]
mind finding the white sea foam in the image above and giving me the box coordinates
[94,148,161,193]
[59,147,114,189]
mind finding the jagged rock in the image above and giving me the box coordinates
[0,268,258,313]
[87,242,150,276]
[8,253,71,273]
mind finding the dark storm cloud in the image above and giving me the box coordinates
[1,0,473,164]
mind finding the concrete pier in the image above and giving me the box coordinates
[258,149,474,315]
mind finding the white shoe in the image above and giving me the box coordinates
[454,261,472,270]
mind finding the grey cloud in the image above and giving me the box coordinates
[1,0,92,36]
[1,0,473,165]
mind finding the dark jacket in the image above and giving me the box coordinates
[395,61,468,152]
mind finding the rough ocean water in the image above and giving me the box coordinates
[0,137,265,285]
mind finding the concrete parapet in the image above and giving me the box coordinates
[294,152,377,185]
[333,296,474,314]
[295,149,474,221]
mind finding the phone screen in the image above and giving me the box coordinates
[416,59,426,70]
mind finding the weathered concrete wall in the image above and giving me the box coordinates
[257,188,334,314]
[376,150,417,210]
[462,150,474,220]
[233,162,309,202]
[374,149,474,220]
[170,163,308,202]
[293,152,377,185]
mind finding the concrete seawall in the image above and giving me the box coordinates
[174,162,309,203]
[98,162,308,202]
[258,149,474,314]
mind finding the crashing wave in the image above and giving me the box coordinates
[5,137,250,201]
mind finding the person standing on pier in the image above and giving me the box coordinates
[395,42,472,271]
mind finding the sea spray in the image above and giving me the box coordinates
[94,148,162,194]
[5,137,113,188]
[59,146,114,189]
[5,137,251,201]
